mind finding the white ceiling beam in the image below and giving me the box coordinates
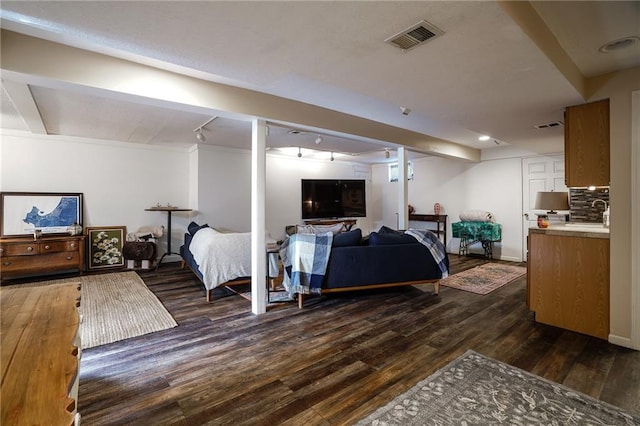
[1,79,47,134]
[0,29,480,162]
[498,1,586,100]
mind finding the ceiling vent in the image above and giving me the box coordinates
[534,121,564,129]
[385,20,444,51]
[287,129,306,135]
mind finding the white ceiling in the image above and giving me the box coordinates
[1,1,638,164]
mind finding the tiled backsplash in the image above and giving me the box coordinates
[570,188,609,222]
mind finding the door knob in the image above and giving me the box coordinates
[524,213,529,219]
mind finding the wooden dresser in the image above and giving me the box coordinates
[0,236,84,281]
[1,282,82,425]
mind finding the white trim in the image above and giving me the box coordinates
[608,334,633,349]
[631,90,640,349]
[397,147,408,229]
[251,119,267,315]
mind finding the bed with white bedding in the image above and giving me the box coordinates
[180,226,279,302]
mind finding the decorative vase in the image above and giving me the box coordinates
[434,203,441,215]
[67,222,82,236]
[537,214,549,228]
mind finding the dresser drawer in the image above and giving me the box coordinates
[40,240,79,253]
[1,252,81,277]
[0,242,38,257]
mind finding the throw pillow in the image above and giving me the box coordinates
[332,228,362,247]
[188,221,210,235]
[379,225,403,235]
[368,231,417,246]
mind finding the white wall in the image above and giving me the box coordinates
[265,155,373,241]
[587,67,640,345]
[0,130,190,257]
[371,155,523,261]
[190,144,252,233]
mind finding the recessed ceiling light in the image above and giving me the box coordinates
[478,135,491,141]
[599,36,639,53]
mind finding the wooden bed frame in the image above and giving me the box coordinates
[181,259,277,303]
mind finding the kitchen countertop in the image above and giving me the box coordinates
[529,223,609,239]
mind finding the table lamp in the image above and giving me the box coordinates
[534,191,570,228]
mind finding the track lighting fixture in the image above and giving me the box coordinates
[193,116,218,143]
[297,147,302,158]
[315,135,323,144]
[385,149,390,159]
[195,128,206,142]
[330,152,335,162]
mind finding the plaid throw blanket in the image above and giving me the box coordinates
[279,232,333,296]
[405,229,449,278]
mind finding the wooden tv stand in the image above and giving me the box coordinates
[303,218,358,231]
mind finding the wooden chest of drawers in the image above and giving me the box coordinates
[0,236,84,280]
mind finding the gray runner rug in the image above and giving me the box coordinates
[356,350,639,425]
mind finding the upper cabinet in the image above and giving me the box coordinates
[564,98,610,187]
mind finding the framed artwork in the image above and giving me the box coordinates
[86,226,127,270]
[1,192,83,237]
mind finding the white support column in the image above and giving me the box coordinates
[397,147,409,230]
[251,119,267,315]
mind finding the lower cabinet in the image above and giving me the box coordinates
[0,236,84,280]
[528,231,609,339]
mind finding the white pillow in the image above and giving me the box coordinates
[296,223,345,235]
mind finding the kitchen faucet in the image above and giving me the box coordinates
[591,199,608,209]
[592,199,610,227]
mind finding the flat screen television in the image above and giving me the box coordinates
[301,179,366,219]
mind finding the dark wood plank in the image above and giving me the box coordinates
[72,258,640,424]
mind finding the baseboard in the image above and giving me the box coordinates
[608,334,635,349]
[498,255,522,262]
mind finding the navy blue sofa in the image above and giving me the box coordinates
[295,226,448,307]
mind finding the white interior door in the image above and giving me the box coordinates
[522,155,568,260]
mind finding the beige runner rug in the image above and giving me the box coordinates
[6,271,177,349]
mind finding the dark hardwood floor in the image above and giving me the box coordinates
[77,256,640,425]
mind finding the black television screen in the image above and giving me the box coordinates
[301,179,366,219]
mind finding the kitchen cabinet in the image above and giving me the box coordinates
[528,228,609,339]
[564,98,609,187]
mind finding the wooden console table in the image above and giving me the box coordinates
[409,214,447,244]
[1,282,81,425]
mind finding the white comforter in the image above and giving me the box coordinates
[189,228,278,291]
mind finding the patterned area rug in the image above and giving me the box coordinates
[440,262,526,295]
[7,272,177,349]
[356,350,640,425]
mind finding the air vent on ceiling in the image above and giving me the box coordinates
[534,121,564,129]
[287,129,307,135]
[385,20,444,51]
